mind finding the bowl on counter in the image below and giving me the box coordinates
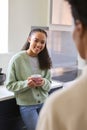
[0,68,2,73]
[0,73,6,85]
[31,74,42,83]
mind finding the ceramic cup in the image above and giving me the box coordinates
[31,74,41,78]
[0,73,6,85]
[31,74,42,83]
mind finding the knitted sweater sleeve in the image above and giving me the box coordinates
[41,69,52,92]
[6,54,29,93]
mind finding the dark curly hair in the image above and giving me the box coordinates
[65,0,87,27]
[21,28,52,70]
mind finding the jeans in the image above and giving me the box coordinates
[19,104,43,130]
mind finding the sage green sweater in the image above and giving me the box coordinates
[6,51,52,106]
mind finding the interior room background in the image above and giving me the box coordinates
[0,0,86,74]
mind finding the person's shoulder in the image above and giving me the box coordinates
[14,50,26,58]
[43,79,80,109]
[9,51,27,63]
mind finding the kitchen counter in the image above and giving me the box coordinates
[0,85,14,101]
[0,80,63,101]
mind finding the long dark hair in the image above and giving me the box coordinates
[21,28,52,70]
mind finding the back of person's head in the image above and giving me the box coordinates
[65,0,87,27]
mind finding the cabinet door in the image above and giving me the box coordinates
[0,99,26,130]
[51,0,72,25]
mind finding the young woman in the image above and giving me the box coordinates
[36,0,87,130]
[6,28,52,130]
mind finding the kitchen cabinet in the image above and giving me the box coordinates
[0,98,26,130]
[0,86,26,130]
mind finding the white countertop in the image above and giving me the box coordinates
[0,80,63,102]
[51,80,63,89]
[0,85,14,101]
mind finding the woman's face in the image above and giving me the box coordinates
[73,20,87,59]
[28,32,46,56]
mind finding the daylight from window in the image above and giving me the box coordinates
[0,0,8,53]
[52,0,72,25]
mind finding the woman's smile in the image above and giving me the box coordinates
[27,32,46,56]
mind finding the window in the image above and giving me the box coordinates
[51,0,72,25]
[0,0,8,53]
[47,30,77,68]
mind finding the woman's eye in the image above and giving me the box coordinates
[33,39,45,44]
[34,39,38,42]
[41,41,45,44]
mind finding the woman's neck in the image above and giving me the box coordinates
[26,49,37,57]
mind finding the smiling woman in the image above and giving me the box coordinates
[0,0,8,53]
[6,28,52,130]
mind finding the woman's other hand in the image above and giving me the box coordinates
[27,77,45,88]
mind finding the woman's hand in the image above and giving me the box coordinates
[27,77,45,88]
[34,77,45,87]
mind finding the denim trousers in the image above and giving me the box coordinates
[19,104,43,130]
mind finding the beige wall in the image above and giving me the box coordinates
[8,0,49,52]
[0,0,50,73]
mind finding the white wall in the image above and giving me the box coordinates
[0,0,49,73]
[0,53,15,73]
[8,0,49,52]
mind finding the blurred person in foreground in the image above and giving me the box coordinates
[36,0,87,130]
